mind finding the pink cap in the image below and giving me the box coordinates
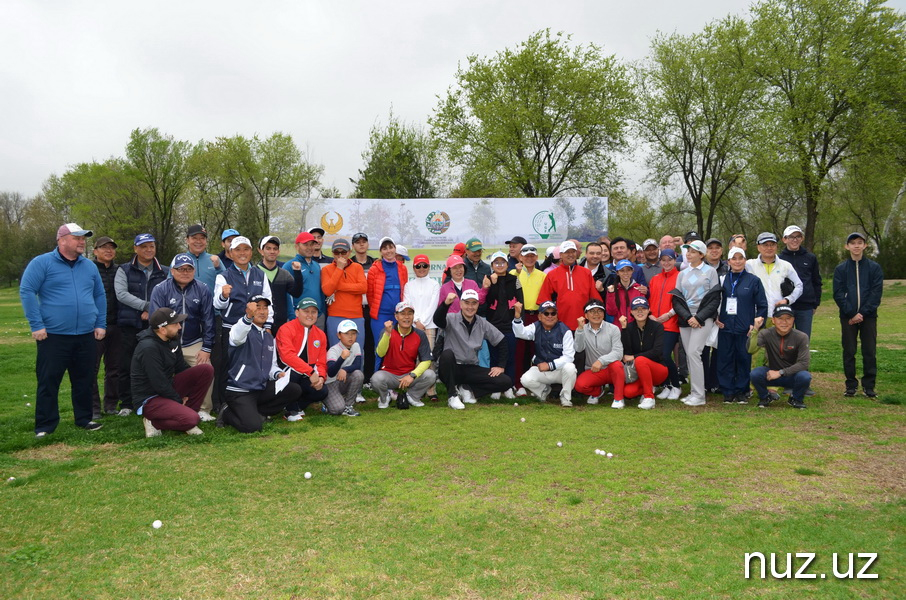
[295,232,315,244]
[446,255,465,269]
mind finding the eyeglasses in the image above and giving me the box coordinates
[541,311,557,317]
[414,263,429,269]
[173,267,194,273]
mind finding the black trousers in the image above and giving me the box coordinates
[118,325,143,410]
[211,321,229,413]
[223,380,302,433]
[35,333,95,433]
[286,371,329,412]
[841,316,877,390]
[438,349,512,398]
[92,323,121,414]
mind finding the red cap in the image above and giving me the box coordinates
[452,242,466,256]
[413,254,430,265]
[295,232,315,244]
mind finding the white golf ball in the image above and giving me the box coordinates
[595,449,602,455]
[520,417,526,422]
[25,403,31,407]
[6,477,15,482]
[514,402,519,406]
[556,442,562,447]
[606,452,613,458]
[152,520,162,529]
[304,472,312,479]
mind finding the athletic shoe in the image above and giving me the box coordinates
[639,397,655,410]
[679,395,695,405]
[355,394,367,404]
[185,426,204,435]
[804,388,816,397]
[864,389,878,399]
[35,431,48,439]
[684,396,706,407]
[736,394,749,405]
[396,395,410,410]
[706,387,721,394]
[723,396,735,404]
[82,421,103,431]
[515,387,528,397]
[341,406,360,417]
[321,404,328,413]
[377,393,391,409]
[458,386,476,404]
[490,392,502,400]
[536,386,552,402]
[657,386,673,399]
[787,398,807,409]
[284,411,305,422]
[667,387,681,400]
[143,418,161,438]
[843,388,857,397]
[448,395,465,410]
[782,388,793,395]
[197,410,215,422]
[611,400,625,409]
[560,398,573,407]
[757,391,779,408]
[92,411,102,420]
[407,394,425,408]
[389,390,398,403]
[116,408,133,417]
[363,383,373,391]
[503,388,516,399]
[586,394,600,405]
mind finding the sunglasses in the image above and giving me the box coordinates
[414,263,429,269]
[333,250,349,255]
[541,311,557,317]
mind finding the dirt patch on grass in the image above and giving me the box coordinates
[13,443,81,462]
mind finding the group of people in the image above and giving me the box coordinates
[20,220,884,438]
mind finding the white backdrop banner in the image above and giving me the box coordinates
[297,197,608,249]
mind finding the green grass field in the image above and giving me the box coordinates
[1,283,904,599]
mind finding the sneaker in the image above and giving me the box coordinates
[782,388,793,395]
[586,394,600,405]
[35,431,48,438]
[639,397,655,410]
[843,388,857,397]
[804,388,816,397]
[537,385,552,402]
[490,392,502,400]
[611,400,625,409]
[458,386,476,404]
[679,395,695,405]
[143,418,161,438]
[197,410,215,422]
[396,395,410,410]
[684,396,706,407]
[363,382,373,391]
[706,387,721,394]
[355,393,367,404]
[503,388,516,399]
[82,421,103,431]
[321,404,328,413]
[185,426,204,435]
[723,396,735,404]
[657,386,673,399]
[736,394,749,405]
[284,411,305,422]
[377,393,391,409]
[216,405,229,428]
[407,394,425,408]
[389,390,398,402]
[341,406,360,417]
[757,391,779,408]
[448,395,465,410]
[667,387,681,400]
[864,389,878,399]
[92,411,102,420]
[560,398,573,407]
[787,398,807,409]
[515,387,528,397]
[116,408,133,417]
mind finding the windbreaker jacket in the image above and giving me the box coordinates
[605,280,645,324]
[130,328,190,407]
[717,270,767,335]
[745,257,803,317]
[227,316,282,392]
[536,263,603,330]
[149,278,215,352]
[780,247,822,310]
[833,257,883,319]
[20,249,106,335]
[275,318,328,378]
[284,255,323,321]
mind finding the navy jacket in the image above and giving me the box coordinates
[226,316,281,392]
[833,257,883,319]
[718,271,768,334]
[780,247,822,310]
[115,256,168,329]
[149,278,215,352]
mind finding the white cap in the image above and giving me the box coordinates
[230,236,253,249]
[682,240,707,255]
[460,289,480,302]
[642,238,658,249]
[727,247,746,260]
[560,240,577,253]
[395,245,410,260]
[394,300,414,313]
[378,236,395,248]
[336,319,359,333]
[782,225,803,238]
[489,251,508,263]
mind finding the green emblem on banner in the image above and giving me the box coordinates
[532,211,557,239]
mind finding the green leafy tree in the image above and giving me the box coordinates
[468,199,499,243]
[432,29,634,198]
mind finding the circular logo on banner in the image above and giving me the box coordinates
[320,211,344,234]
[532,211,557,239]
[425,211,451,235]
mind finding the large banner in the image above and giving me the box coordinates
[298,197,607,249]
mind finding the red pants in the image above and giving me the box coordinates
[622,357,668,398]
[575,362,625,400]
[141,364,214,431]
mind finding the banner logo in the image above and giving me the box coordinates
[425,211,451,235]
[532,210,557,239]
[320,211,344,234]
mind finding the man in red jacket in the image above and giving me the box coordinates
[275,297,329,420]
[536,241,602,330]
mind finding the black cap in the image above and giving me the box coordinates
[505,235,528,245]
[683,231,700,242]
[705,238,722,247]
[150,308,187,329]
[352,232,368,243]
[249,294,271,306]
[187,224,208,237]
[94,236,117,249]
[773,305,794,317]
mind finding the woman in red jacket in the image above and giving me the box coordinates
[366,237,409,371]
[647,249,681,400]
[605,259,645,328]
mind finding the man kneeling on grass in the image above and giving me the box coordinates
[512,300,577,407]
[750,305,812,409]
[371,301,437,410]
[132,308,214,437]
[220,296,301,432]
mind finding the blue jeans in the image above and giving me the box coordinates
[793,308,814,339]
[750,367,812,401]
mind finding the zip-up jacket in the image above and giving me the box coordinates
[321,260,367,318]
[275,318,328,378]
[214,264,273,328]
[170,250,223,292]
[669,285,722,327]
[536,263,603,330]
[115,256,168,329]
[605,280,645,324]
[573,321,623,368]
[757,327,811,375]
[745,256,803,316]
[780,247,822,310]
[648,268,679,332]
[512,319,574,371]
[404,276,441,329]
[259,262,303,331]
[284,254,323,321]
[149,278,215,352]
[438,278,486,314]
[621,320,665,364]
[20,249,106,335]
[376,327,433,376]
[483,272,523,333]
[433,301,507,366]
[833,257,883,319]
[227,316,281,392]
[94,260,119,325]
[366,258,408,319]
[130,328,190,408]
[718,271,767,334]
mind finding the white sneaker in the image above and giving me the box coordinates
[448,395,465,410]
[117,408,133,417]
[458,386,476,404]
[197,410,215,422]
[639,397,656,410]
[355,393,367,404]
[515,387,528,397]
[503,388,516,399]
[185,426,204,435]
[586,394,600,405]
[490,392,501,400]
[284,411,305,422]
[143,418,161,438]
[560,398,573,407]
[657,386,672,399]
[684,396,706,407]
[611,400,625,409]
[535,385,552,402]
[407,394,425,408]
[389,390,398,402]
[377,393,391,409]
[667,386,681,400]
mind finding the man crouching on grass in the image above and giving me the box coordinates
[131,308,214,437]
[750,305,812,409]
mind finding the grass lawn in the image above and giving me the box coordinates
[1,282,904,599]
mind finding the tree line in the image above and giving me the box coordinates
[3,0,904,283]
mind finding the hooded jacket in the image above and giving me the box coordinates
[130,328,190,408]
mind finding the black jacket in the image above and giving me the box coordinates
[833,257,883,319]
[483,273,523,333]
[130,328,190,409]
[621,320,665,365]
[94,260,119,325]
[780,247,822,310]
[669,285,723,327]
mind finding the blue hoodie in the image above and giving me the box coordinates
[20,249,106,335]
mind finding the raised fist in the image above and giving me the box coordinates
[222,284,233,298]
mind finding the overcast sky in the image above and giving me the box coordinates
[2,0,904,199]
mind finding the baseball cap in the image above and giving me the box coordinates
[584,299,605,312]
[773,305,794,317]
[221,228,240,241]
[683,231,701,242]
[727,247,747,260]
[378,236,395,248]
[413,254,430,266]
[505,235,527,245]
[846,232,867,243]
[660,248,677,260]
[396,245,410,261]
[705,238,723,247]
[615,259,635,271]
[452,242,466,256]
[172,253,196,269]
[642,238,658,249]
[560,240,577,253]
[682,240,707,255]
[395,301,415,313]
[150,307,187,329]
[756,232,778,244]
[460,289,480,302]
[465,237,483,252]
[520,245,538,256]
[295,297,319,311]
[308,226,325,236]
[94,236,117,249]
[295,232,315,244]
[782,225,803,238]
[489,251,508,263]
[187,224,207,237]
[332,238,350,253]
[230,236,252,250]
[446,254,465,269]
[134,233,155,246]
[337,319,358,333]
[249,294,271,306]
[57,223,93,239]
[539,300,557,313]
[259,235,281,249]
[351,232,368,243]
[631,297,650,310]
